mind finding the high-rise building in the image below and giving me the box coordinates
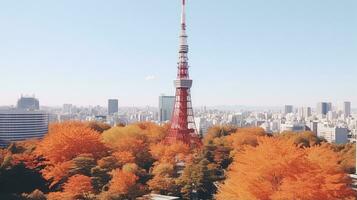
[0,109,49,147]
[166,0,201,146]
[159,96,175,122]
[317,102,331,115]
[304,107,312,119]
[284,105,293,114]
[343,101,351,117]
[17,96,40,111]
[108,99,119,115]
[298,107,312,119]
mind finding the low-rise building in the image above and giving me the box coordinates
[318,125,349,144]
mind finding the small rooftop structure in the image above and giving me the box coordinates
[350,174,357,191]
[137,194,180,200]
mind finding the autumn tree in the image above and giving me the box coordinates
[91,156,120,192]
[36,122,108,164]
[35,122,108,188]
[330,143,356,174]
[203,127,266,172]
[105,169,139,199]
[150,141,191,164]
[225,127,267,151]
[277,131,324,147]
[102,123,164,170]
[176,155,218,200]
[62,174,94,199]
[216,137,356,200]
[69,154,96,176]
[86,121,111,133]
[148,162,178,195]
[203,125,237,145]
[148,140,195,197]
[0,141,48,195]
[136,122,169,143]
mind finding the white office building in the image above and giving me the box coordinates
[0,109,49,147]
[195,117,211,136]
[317,125,348,144]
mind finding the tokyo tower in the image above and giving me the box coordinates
[166,0,201,146]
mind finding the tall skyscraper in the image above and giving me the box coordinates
[108,99,119,115]
[17,96,40,111]
[166,0,201,146]
[304,107,312,118]
[159,95,175,122]
[284,105,293,114]
[343,101,351,117]
[317,102,331,115]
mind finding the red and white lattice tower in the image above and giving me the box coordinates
[166,0,201,146]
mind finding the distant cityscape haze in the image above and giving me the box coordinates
[0,0,356,107]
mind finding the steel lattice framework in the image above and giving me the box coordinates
[166,0,201,146]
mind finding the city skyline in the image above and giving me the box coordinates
[1,0,356,107]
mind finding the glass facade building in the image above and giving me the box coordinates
[159,96,175,122]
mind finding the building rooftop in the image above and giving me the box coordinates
[138,194,180,200]
[0,109,47,114]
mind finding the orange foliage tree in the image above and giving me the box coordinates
[107,169,138,197]
[102,122,168,169]
[147,162,177,194]
[277,131,323,147]
[331,143,356,174]
[36,122,108,164]
[86,121,111,133]
[150,141,191,164]
[217,137,356,200]
[35,122,108,187]
[62,174,94,198]
[41,161,74,188]
[225,127,267,153]
[148,141,192,196]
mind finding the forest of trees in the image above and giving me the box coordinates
[0,121,355,200]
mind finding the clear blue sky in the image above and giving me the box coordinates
[0,0,356,107]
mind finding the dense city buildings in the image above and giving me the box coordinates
[17,96,40,111]
[0,109,49,147]
[108,99,119,115]
[159,95,175,122]
[43,100,356,146]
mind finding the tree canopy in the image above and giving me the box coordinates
[216,137,356,200]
